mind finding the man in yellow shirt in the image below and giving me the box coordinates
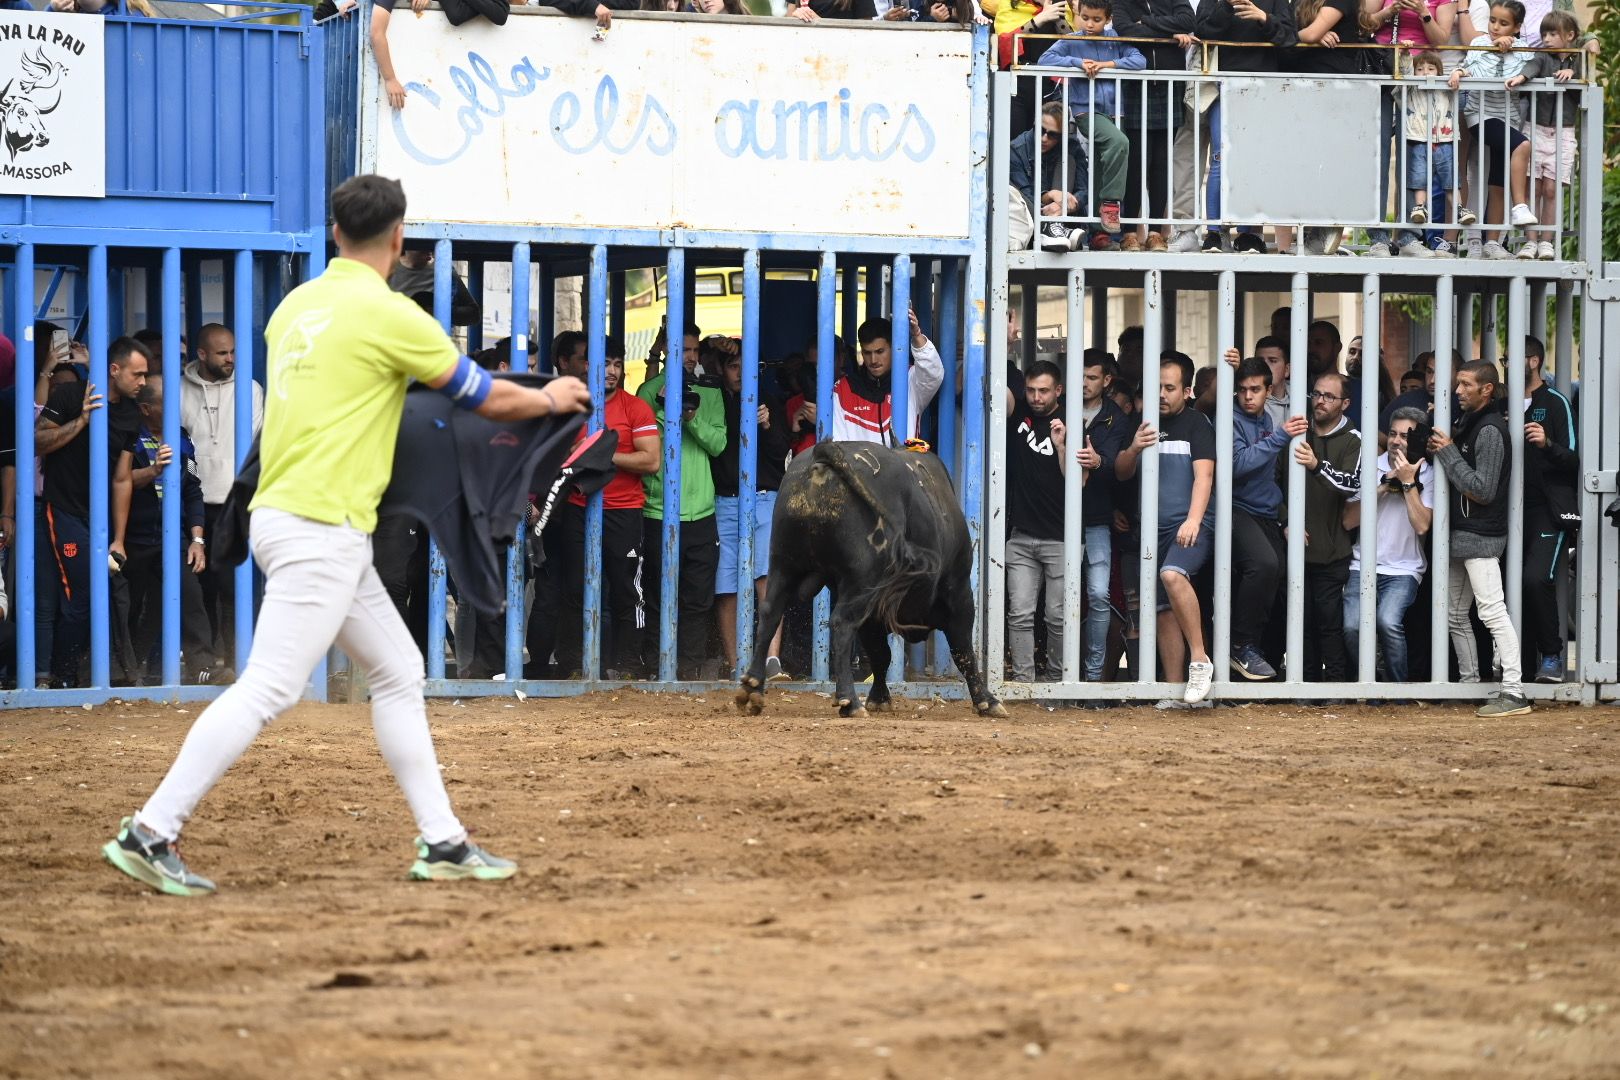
[102,175,590,896]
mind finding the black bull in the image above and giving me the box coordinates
[736,442,1007,719]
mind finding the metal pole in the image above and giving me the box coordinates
[160,247,183,688]
[88,245,111,689]
[813,251,838,683]
[658,248,686,683]
[1285,274,1308,685]
[609,267,626,351]
[467,260,484,354]
[737,249,761,678]
[932,257,961,677]
[537,264,555,374]
[1431,277,1455,682]
[1357,275,1382,685]
[841,260,859,343]
[231,249,256,669]
[507,244,533,681]
[581,244,605,681]
[1554,282,1574,398]
[1211,271,1235,689]
[1061,269,1086,684]
[890,255,913,444]
[12,244,36,685]
[1505,279,1527,628]
[1136,271,1162,689]
[426,240,453,681]
[1530,280,1548,346]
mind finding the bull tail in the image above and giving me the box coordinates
[810,442,940,637]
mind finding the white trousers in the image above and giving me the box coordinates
[1447,555,1523,696]
[137,508,464,845]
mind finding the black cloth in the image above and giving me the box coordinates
[1523,383,1578,528]
[1303,555,1351,682]
[1524,51,1583,128]
[1111,0,1191,72]
[373,512,430,656]
[1081,398,1132,526]
[553,504,645,677]
[1285,0,1367,75]
[1230,508,1284,652]
[1524,530,1566,657]
[1007,403,1067,540]
[439,0,508,24]
[124,541,216,678]
[213,373,584,618]
[40,383,141,520]
[713,387,791,497]
[1450,406,1510,539]
[128,427,205,549]
[1194,0,1297,72]
[801,0,877,17]
[530,426,622,537]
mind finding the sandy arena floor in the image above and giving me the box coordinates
[0,691,1616,1079]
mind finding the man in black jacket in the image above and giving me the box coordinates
[1521,336,1578,683]
[1009,102,1093,251]
[1112,0,1192,251]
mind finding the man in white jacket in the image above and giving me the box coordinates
[830,309,943,446]
[179,324,264,663]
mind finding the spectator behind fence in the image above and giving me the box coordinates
[180,324,263,669]
[125,376,227,686]
[1112,0,1190,252]
[1343,407,1434,683]
[789,0,879,21]
[1430,360,1529,717]
[1077,351,1131,684]
[388,250,481,327]
[637,325,725,680]
[1364,0,1457,256]
[1010,102,1094,252]
[1254,335,1291,431]
[33,337,151,688]
[1519,335,1576,685]
[1510,10,1582,260]
[1038,0,1146,250]
[1396,51,1460,259]
[1116,352,1215,707]
[43,0,154,13]
[524,331,591,679]
[1288,370,1361,685]
[1449,0,1536,260]
[1004,359,1069,684]
[831,312,943,445]
[1400,368,1425,395]
[712,340,792,681]
[1224,350,1306,681]
[1194,0,1296,253]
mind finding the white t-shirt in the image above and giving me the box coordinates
[1348,453,1435,581]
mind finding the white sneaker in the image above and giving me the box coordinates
[1155,698,1191,711]
[1516,239,1537,259]
[1183,660,1214,704]
[1509,203,1537,227]
[1482,240,1511,260]
[1408,205,1429,225]
[1168,228,1202,253]
[1365,241,1392,257]
[1461,235,1483,259]
[1537,240,1557,261]
[1459,206,1479,227]
[1429,240,1457,258]
[1398,240,1433,258]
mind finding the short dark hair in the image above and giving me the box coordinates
[1082,347,1117,379]
[330,174,407,245]
[1254,335,1288,358]
[552,330,588,361]
[1118,325,1143,348]
[1524,335,1546,363]
[1400,367,1425,383]
[1491,0,1525,29]
[1078,0,1111,12]
[684,323,702,341]
[110,335,153,370]
[1313,370,1350,398]
[856,318,893,347]
[1309,319,1341,345]
[605,335,626,361]
[1460,360,1501,392]
[1160,350,1193,389]
[1235,356,1272,386]
[132,328,164,354]
[1026,358,1063,385]
[196,323,231,352]
[471,348,505,371]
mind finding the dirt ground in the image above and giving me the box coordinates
[1,692,1617,1080]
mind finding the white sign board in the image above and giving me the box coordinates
[0,11,104,197]
[371,15,972,239]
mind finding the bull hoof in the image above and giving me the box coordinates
[867,698,893,713]
[735,678,765,715]
[837,699,868,719]
[979,700,1009,718]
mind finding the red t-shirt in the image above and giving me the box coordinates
[568,389,659,510]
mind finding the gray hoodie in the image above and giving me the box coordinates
[180,359,264,505]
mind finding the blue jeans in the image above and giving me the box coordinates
[1082,524,1111,682]
[1203,100,1258,237]
[1342,572,1421,683]
[1399,142,1454,250]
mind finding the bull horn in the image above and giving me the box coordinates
[37,91,59,116]
[0,80,12,103]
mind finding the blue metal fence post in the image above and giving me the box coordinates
[88,245,111,689]
[659,248,686,683]
[161,247,184,688]
[737,249,761,678]
[505,243,532,681]
[12,245,36,685]
[232,249,256,669]
[931,257,961,677]
[963,23,990,661]
[887,254,912,689]
[426,240,453,681]
[583,244,608,680]
[813,250,837,683]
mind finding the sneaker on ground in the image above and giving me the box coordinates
[1461,236,1483,259]
[1459,206,1479,227]
[408,836,517,881]
[1483,240,1511,260]
[1408,205,1429,225]
[1429,240,1456,258]
[1476,692,1532,718]
[1397,241,1432,258]
[1537,240,1557,260]
[1099,200,1122,233]
[1516,240,1537,260]
[102,816,216,897]
[765,655,791,683]
[1230,645,1276,681]
[1200,231,1224,252]
[1154,698,1191,711]
[1040,222,1070,251]
[1168,228,1202,253]
[1535,654,1563,684]
[1509,203,1537,227]
[1183,660,1215,704]
[1365,241,1392,257]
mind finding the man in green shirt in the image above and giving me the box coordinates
[101,175,590,896]
[637,326,725,679]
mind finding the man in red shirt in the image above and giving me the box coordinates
[545,337,660,678]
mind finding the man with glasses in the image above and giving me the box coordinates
[1009,102,1092,252]
[1289,372,1362,686]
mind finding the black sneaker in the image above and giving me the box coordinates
[1233,233,1267,254]
[1200,231,1224,252]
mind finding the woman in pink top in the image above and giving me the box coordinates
[1365,0,1456,255]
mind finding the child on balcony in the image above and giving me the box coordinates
[1508,9,1582,260]
[1449,0,1535,260]
[1399,51,1459,257]
[1039,0,1146,250]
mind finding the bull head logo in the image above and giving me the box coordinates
[0,49,69,161]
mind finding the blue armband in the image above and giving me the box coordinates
[438,354,492,411]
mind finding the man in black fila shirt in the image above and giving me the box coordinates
[1006,359,1070,683]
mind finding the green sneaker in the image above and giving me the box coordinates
[1476,692,1533,718]
[102,817,216,897]
[407,836,517,881]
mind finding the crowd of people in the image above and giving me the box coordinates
[1005,0,1596,259]
[1003,304,1578,716]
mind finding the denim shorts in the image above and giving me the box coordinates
[715,491,776,594]
[1404,141,1454,192]
[1155,520,1213,612]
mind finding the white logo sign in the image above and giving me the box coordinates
[0,11,104,197]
